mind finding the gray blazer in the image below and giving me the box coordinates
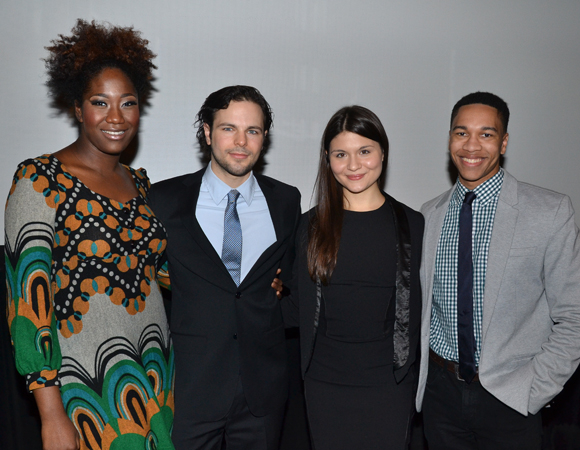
[416,170,580,415]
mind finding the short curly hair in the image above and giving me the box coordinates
[44,19,157,112]
[451,91,510,135]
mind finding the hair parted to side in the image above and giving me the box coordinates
[195,85,273,156]
[44,19,157,113]
[307,105,389,284]
[450,91,510,134]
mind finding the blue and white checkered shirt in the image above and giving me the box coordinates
[430,169,504,364]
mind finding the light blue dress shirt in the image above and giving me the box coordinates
[195,162,277,283]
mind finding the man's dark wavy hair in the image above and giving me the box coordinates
[195,85,273,156]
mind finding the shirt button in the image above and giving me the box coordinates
[233,333,238,340]
[235,292,242,299]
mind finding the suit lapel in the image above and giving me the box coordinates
[240,176,286,287]
[259,176,285,242]
[178,170,233,281]
[481,171,519,340]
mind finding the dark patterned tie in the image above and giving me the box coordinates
[222,190,242,286]
[458,191,477,382]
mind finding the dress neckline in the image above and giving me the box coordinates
[48,153,142,206]
[344,199,388,214]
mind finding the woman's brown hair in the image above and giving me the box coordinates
[307,105,389,284]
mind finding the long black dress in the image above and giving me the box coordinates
[303,201,415,450]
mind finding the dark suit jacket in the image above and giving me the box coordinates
[149,168,301,422]
[282,194,424,382]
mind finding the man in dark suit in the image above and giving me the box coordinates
[149,85,301,449]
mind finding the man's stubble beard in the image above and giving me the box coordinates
[211,147,259,178]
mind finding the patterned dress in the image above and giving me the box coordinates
[5,154,175,450]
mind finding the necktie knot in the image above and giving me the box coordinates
[228,189,240,204]
[463,191,476,205]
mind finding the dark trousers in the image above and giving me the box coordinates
[173,375,284,450]
[423,357,542,450]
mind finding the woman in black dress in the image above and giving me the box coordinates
[282,106,424,449]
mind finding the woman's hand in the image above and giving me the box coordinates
[272,268,284,299]
[40,412,80,450]
[34,386,80,450]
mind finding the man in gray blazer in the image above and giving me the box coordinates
[415,91,580,449]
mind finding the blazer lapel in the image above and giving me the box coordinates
[259,176,285,243]
[481,171,519,340]
[422,190,453,320]
[240,176,286,287]
[178,170,233,282]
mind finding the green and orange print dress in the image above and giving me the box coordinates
[5,154,175,450]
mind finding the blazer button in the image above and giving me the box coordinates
[233,333,238,340]
[235,292,242,299]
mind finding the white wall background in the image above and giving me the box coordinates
[1,0,579,240]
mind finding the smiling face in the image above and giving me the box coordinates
[449,103,509,190]
[74,67,139,157]
[204,100,266,188]
[328,131,384,202]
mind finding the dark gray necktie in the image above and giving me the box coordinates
[458,191,477,382]
[222,190,242,286]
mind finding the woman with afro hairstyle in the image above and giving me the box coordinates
[5,19,174,450]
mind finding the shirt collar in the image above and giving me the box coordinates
[202,161,256,206]
[451,168,505,206]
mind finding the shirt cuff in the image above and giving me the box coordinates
[27,369,60,392]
